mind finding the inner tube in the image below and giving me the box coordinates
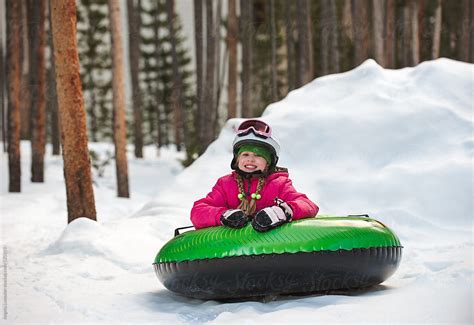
[153,215,402,300]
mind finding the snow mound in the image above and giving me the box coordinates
[43,217,109,256]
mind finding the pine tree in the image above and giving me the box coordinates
[140,0,195,160]
[77,0,113,142]
[250,0,291,113]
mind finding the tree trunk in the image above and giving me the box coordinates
[27,0,46,183]
[213,0,221,127]
[327,0,340,74]
[151,5,163,149]
[50,0,97,222]
[285,0,296,92]
[417,0,425,61]
[352,0,369,66]
[127,0,143,158]
[471,0,474,63]
[402,2,411,66]
[6,0,22,192]
[108,0,130,198]
[166,0,187,152]
[20,1,30,141]
[460,0,470,62]
[270,0,278,102]
[203,0,217,143]
[372,0,385,66]
[1,0,5,153]
[342,0,353,42]
[320,0,329,76]
[410,0,420,65]
[321,0,340,75]
[296,0,313,85]
[385,0,396,68]
[47,0,60,155]
[194,0,205,153]
[227,0,237,119]
[240,0,253,117]
[431,0,442,59]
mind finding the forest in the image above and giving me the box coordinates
[1,0,473,221]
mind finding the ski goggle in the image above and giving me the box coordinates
[236,119,272,138]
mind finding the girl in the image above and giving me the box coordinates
[191,119,318,232]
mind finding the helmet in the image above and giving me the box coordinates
[231,119,280,172]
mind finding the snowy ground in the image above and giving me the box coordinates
[1,59,473,324]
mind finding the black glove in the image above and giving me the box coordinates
[252,198,293,232]
[220,209,249,228]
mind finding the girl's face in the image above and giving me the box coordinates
[237,151,268,173]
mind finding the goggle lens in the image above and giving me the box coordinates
[236,120,272,138]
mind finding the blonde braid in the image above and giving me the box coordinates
[237,175,265,216]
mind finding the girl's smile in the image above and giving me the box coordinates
[237,151,268,173]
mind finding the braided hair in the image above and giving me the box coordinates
[236,175,265,216]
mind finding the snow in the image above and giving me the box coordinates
[1,58,473,323]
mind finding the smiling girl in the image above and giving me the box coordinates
[190,119,319,232]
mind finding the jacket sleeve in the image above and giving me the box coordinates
[190,178,229,229]
[278,178,319,220]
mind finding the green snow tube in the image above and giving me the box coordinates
[153,215,402,300]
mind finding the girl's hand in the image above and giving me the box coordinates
[220,209,249,228]
[251,203,293,232]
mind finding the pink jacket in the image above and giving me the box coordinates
[191,171,319,229]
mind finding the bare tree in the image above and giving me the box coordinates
[227,0,237,119]
[50,0,97,222]
[27,0,46,183]
[240,0,253,117]
[6,0,22,192]
[372,0,385,66]
[127,0,144,158]
[108,0,130,198]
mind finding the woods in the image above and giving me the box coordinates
[1,0,473,222]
